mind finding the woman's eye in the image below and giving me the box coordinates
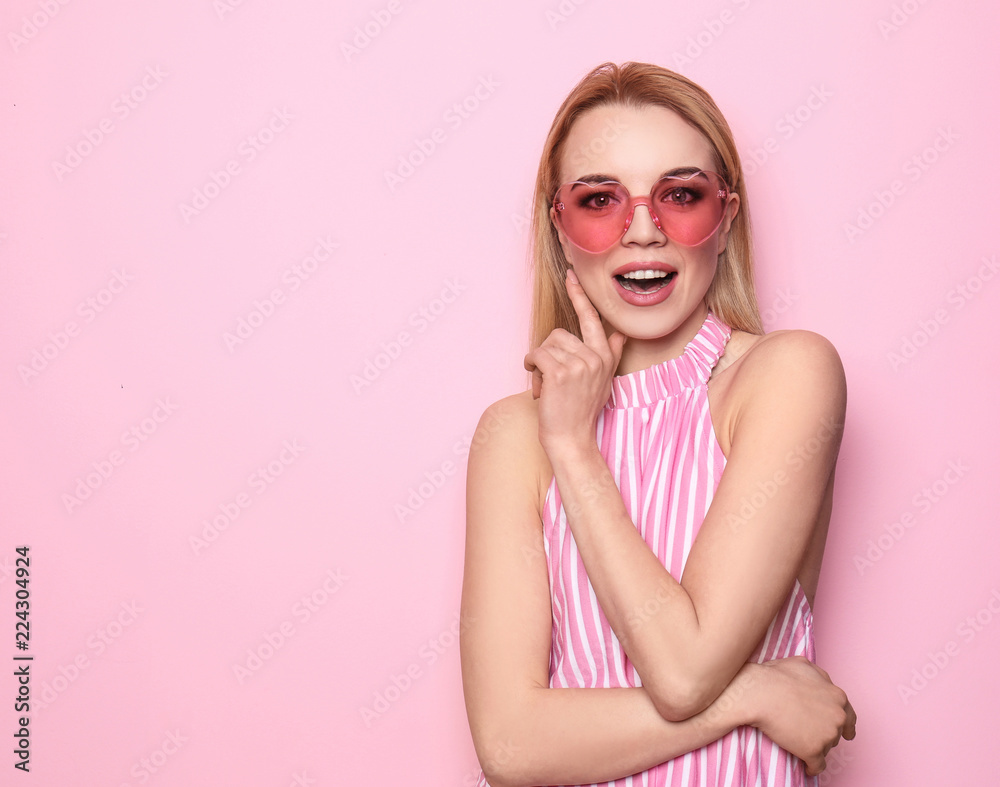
[661,186,699,206]
[581,191,616,209]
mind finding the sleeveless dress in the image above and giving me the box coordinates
[474,311,818,787]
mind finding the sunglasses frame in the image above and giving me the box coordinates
[551,170,731,253]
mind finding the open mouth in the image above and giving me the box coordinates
[614,270,676,293]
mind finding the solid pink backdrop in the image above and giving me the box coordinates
[2,1,998,785]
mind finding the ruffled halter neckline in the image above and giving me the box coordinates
[606,311,732,409]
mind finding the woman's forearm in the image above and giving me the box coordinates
[479,665,758,787]
[543,439,707,715]
[543,426,835,720]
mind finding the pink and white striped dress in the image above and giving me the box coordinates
[502,311,817,787]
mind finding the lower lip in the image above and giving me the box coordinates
[613,274,677,306]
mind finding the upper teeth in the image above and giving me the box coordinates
[620,270,669,279]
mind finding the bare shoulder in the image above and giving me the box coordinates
[715,326,842,382]
[469,390,552,516]
[732,329,847,432]
[735,329,845,393]
[472,389,537,446]
[710,330,846,452]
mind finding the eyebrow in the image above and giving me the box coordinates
[570,166,706,185]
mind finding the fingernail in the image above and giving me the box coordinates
[566,268,579,285]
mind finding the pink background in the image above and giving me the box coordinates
[2,1,998,784]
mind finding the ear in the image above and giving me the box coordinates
[715,191,740,255]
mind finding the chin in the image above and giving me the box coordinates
[601,308,680,340]
[618,321,684,342]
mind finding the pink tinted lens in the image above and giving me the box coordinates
[554,172,728,252]
[649,172,728,246]
[553,181,632,253]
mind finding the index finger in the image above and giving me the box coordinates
[565,268,609,349]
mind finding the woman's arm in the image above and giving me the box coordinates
[524,273,848,722]
[460,394,852,787]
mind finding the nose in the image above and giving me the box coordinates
[622,201,666,246]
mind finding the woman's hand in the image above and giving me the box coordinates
[747,657,857,776]
[523,269,627,455]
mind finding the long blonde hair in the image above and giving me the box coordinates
[529,62,763,351]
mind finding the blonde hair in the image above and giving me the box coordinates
[529,61,763,351]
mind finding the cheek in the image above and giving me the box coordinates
[694,248,720,276]
[576,266,626,323]
[568,251,606,282]
[569,260,609,302]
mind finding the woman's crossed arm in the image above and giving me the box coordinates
[460,393,853,787]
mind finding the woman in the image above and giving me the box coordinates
[460,62,856,787]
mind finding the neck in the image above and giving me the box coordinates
[610,302,710,376]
